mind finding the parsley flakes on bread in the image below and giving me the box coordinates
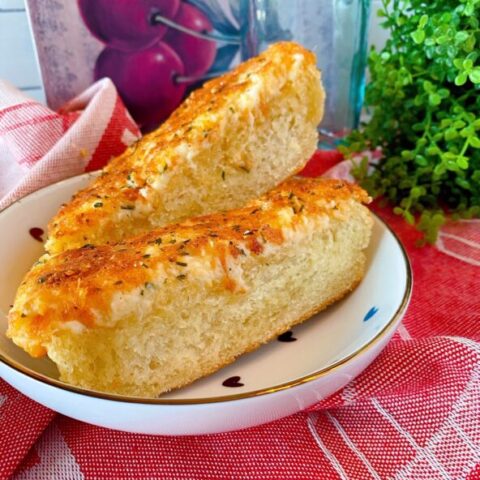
[8,178,372,397]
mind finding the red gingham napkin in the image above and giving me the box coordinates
[0,78,140,210]
[1,83,479,480]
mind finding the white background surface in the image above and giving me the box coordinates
[0,0,387,106]
[0,0,44,101]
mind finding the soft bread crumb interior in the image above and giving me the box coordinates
[46,203,371,397]
[151,78,323,226]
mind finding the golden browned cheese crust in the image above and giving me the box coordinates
[8,178,370,357]
[46,41,322,254]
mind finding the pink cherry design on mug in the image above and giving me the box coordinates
[94,42,186,126]
[164,2,217,79]
[78,0,180,51]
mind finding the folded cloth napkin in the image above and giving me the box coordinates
[0,78,140,210]
[0,82,479,480]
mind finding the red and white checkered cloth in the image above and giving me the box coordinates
[1,81,479,480]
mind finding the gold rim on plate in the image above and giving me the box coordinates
[0,174,412,405]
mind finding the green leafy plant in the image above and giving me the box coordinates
[340,0,480,243]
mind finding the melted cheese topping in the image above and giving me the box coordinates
[8,177,371,357]
[45,42,320,255]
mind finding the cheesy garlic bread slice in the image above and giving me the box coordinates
[46,42,325,254]
[8,178,372,397]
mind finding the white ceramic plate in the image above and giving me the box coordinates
[0,173,411,435]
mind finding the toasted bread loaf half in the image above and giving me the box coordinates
[8,178,372,397]
[45,42,325,255]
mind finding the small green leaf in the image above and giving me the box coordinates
[464,3,475,16]
[445,128,458,141]
[436,35,450,45]
[411,186,425,198]
[415,155,428,166]
[442,152,457,161]
[455,72,468,85]
[455,31,469,43]
[429,93,441,106]
[419,14,428,28]
[470,136,480,148]
[433,164,446,176]
[469,67,480,83]
[440,12,452,23]
[426,146,440,156]
[422,80,434,92]
[466,112,475,123]
[469,16,479,29]
[457,156,469,169]
[465,35,476,52]
[466,51,479,63]
[455,177,471,190]
[445,160,460,172]
[404,210,415,225]
[393,207,403,216]
[438,88,450,98]
[414,95,424,106]
[463,58,474,70]
[411,30,425,44]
